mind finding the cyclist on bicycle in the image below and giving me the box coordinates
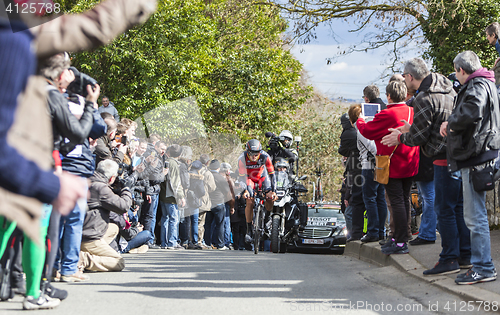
[237,139,277,242]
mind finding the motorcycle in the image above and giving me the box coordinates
[269,170,308,253]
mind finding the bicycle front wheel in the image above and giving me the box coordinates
[254,204,264,254]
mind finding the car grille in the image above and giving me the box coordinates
[299,227,332,238]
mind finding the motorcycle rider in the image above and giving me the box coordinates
[238,139,277,242]
[274,157,297,188]
[266,130,298,172]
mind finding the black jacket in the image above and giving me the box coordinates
[186,160,205,210]
[400,73,455,160]
[338,113,358,158]
[369,97,387,111]
[139,144,164,195]
[447,75,500,171]
[83,172,132,242]
[47,85,94,151]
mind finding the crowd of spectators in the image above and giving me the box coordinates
[1,0,500,311]
[339,23,500,286]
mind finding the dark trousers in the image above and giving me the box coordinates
[231,220,246,250]
[350,177,366,239]
[384,177,412,243]
[204,204,225,248]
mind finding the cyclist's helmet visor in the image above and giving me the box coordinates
[246,139,262,155]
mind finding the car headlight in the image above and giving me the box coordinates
[332,225,346,237]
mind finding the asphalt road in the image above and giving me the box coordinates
[0,249,489,315]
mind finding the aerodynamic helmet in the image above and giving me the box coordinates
[246,139,262,153]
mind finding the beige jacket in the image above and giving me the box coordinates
[199,166,216,212]
[0,0,156,243]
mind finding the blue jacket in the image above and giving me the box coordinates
[0,21,59,203]
[61,111,107,178]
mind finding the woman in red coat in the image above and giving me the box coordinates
[356,80,419,255]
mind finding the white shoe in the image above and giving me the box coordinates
[174,244,185,250]
[218,246,229,251]
[23,294,60,310]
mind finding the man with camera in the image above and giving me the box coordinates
[159,144,186,249]
[139,138,167,248]
[441,51,499,285]
[40,53,106,290]
[266,130,298,173]
[79,160,132,272]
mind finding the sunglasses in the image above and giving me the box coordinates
[248,151,260,157]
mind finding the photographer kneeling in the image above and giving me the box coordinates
[79,160,132,272]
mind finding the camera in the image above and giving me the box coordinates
[164,160,170,169]
[265,132,280,150]
[67,66,97,98]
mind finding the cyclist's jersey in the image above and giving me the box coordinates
[237,150,276,192]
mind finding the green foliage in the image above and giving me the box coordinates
[422,0,500,74]
[278,94,347,202]
[57,0,310,138]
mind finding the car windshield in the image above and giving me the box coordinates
[307,206,345,227]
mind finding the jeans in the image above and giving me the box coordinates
[344,205,353,238]
[160,202,179,248]
[141,194,159,245]
[122,230,152,253]
[434,165,471,263]
[189,209,199,244]
[204,204,225,248]
[128,208,139,225]
[362,169,387,238]
[461,167,495,276]
[224,203,231,247]
[416,180,436,241]
[55,179,87,276]
[180,208,199,244]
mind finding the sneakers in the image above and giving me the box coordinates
[192,244,203,250]
[360,234,379,243]
[43,281,68,301]
[199,243,209,249]
[148,243,161,249]
[379,238,390,246]
[166,244,185,250]
[381,238,395,249]
[218,246,229,250]
[129,244,149,254]
[22,294,60,310]
[423,260,460,276]
[457,258,473,269]
[51,269,61,282]
[60,271,89,283]
[409,237,435,246]
[381,242,409,255]
[455,268,497,285]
